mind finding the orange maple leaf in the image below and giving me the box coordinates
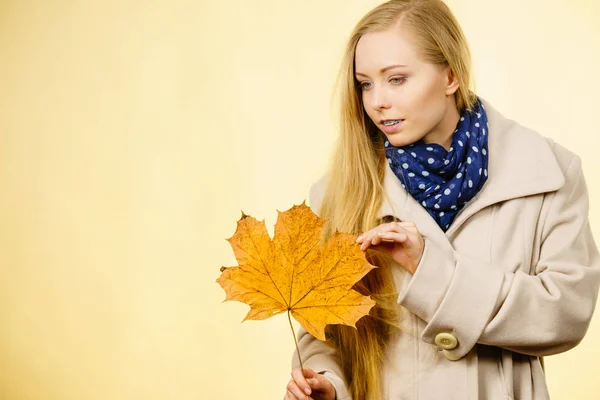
[216,202,376,343]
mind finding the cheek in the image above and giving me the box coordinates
[361,96,377,121]
[408,82,446,122]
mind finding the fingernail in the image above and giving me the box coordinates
[305,388,311,395]
[356,235,363,242]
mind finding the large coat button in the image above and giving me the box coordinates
[442,349,462,361]
[434,332,458,350]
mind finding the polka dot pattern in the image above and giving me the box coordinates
[385,97,490,231]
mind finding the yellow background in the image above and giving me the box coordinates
[0,0,598,399]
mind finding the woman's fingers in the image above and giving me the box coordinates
[396,221,418,232]
[291,368,313,396]
[284,389,310,400]
[356,222,413,240]
[285,368,336,400]
[307,374,331,391]
[378,231,409,244]
[355,221,425,274]
[357,223,411,250]
[286,379,308,399]
[389,221,416,232]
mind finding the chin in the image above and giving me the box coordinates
[387,135,418,148]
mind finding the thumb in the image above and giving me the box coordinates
[301,368,318,379]
[307,373,330,390]
[301,368,319,386]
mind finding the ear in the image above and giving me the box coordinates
[444,66,460,96]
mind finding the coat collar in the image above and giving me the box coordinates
[377,98,565,245]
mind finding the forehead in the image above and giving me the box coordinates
[355,28,421,73]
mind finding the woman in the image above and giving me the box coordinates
[284,0,600,399]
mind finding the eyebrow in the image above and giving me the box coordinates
[355,64,408,78]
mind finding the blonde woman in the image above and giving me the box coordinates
[283,0,600,399]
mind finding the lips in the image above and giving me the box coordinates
[380,119,404,133]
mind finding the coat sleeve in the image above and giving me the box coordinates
[398,155,600,358]
[290,177,352,400]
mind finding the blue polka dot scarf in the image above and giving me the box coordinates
[384,97,489,232]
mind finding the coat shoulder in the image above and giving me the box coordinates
[546,138,580,173]
[484,98,578,176]
[504,118,578,176]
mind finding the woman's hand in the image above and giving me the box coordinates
[284,367,336,400]
[356,221,425,274]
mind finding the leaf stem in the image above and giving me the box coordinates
[288,310,304,371]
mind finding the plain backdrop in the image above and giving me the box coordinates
[0,0,599,399]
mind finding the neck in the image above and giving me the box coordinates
[421,98,461,151]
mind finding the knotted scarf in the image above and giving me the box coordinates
[384,97,489,232]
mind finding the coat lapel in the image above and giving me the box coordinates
[377,98,566,244]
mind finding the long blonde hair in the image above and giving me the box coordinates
[317,1,476,399]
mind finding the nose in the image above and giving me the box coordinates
[369,86,391,111]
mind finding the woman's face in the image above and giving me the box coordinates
[354,27,459,149]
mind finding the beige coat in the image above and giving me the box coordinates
[292,99,600,399]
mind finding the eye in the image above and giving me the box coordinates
[390,77,407,84]
[359,81,372,90]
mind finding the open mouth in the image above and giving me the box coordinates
[382,119,404,126]
[380,119,405,132]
